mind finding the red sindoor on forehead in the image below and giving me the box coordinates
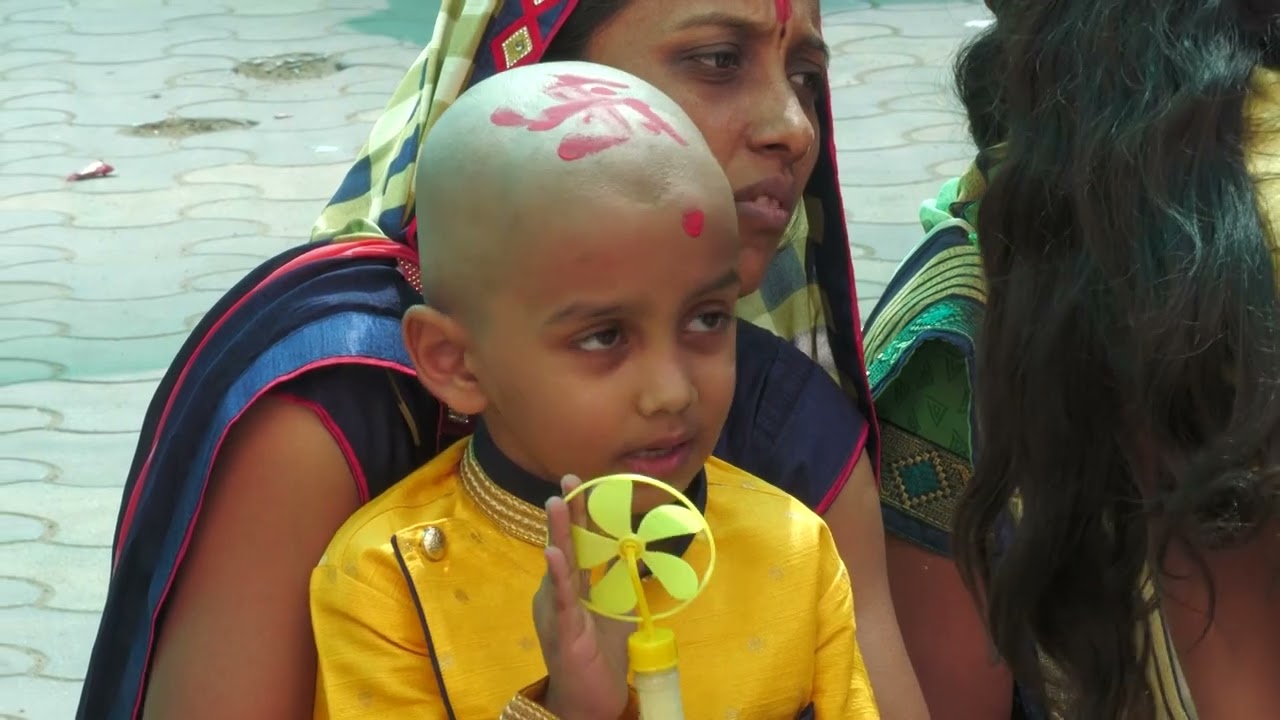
[488,73,688,162]
[775,0,793,25]
[681,209,705,238]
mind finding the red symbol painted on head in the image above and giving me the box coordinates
[775,0,792,25]
[489,74,689,161]
[681,209,705,238]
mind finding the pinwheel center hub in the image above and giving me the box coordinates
[618,535,646,557]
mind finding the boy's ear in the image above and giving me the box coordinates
[402,306,488,416]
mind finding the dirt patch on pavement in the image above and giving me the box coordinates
[120,117,259,138]
[233,52,346,81]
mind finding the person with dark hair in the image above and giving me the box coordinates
[867,0,1280,717]
[77,1,925,719]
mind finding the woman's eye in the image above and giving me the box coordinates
[790,71,825,95]
[687,311,731,333]
[576,328,622,352]
[693,50,741,71]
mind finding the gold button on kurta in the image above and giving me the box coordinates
[422,526,446,561]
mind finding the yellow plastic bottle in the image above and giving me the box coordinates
[629,626,684,720]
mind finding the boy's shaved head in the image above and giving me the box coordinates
[405,62,741,495]
[414,61,732,324]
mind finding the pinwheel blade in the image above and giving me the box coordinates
[636,504,703,543]
[641,551,700,601]
[586,480,634,539]
[590,559,638,615]
[571,526,620,570]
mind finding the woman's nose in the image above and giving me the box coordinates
[745,78,816,166]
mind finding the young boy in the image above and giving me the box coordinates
[309,61,880,719]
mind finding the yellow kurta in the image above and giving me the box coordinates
[311,439,879,719]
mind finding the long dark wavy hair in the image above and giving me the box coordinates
[953,14,1006,151]
[953,0,1280,717]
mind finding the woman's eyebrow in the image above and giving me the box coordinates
[672,10,830,61]
[795,33,831,62]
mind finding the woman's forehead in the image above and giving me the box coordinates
[611,0,823,36]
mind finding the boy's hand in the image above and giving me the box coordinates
[533,475,632,720]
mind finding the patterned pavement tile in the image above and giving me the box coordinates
[174,96,378,131]
[0,282,70,306]
[0,24,70,51]
[0,50,70,75]
[182,161,354,201]
[838,143,974,185]
[0,1,989,716]
[0,210,70,234]
[0,140,73,167]
[0,183,260,229]
[0,320,63,344]
[0,575,50,606]
[2,429,141,489]
[163,9,384,42]
[0,175,65,197]
[6,56,242,96]
[167,34,400,63]
[0,109,69,135]
[0,675,81,720]
[2,148,256,194]
[174,123,380,166]
[0,605,102,676]
[0,80,72,103]
[0,406,58,435]
[8,28,235,65]
[0,481,119,549]
[0,251,264,302]
[183,233,312,261]
[184,195,350,238]
[0,292,225,339]
[5,86,248,127]
[1,121,217,160]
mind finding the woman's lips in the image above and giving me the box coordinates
[735,194,792,234]
[733,175,795,235]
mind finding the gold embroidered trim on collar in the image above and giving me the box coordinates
[458,440,548,547]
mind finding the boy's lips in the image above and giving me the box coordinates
[619,437,695,479]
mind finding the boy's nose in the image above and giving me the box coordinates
[636,354,697,418]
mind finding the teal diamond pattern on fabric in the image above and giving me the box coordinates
[900,459,942,499]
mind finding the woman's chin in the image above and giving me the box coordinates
[736,245,776,298]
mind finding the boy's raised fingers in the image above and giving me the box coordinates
[561,474,588,529]
[545,497,575,565]
[544,545,588,650]
[560,475,593,593]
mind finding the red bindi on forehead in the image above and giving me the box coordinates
[681,209,705,238]
[488,73,688,162]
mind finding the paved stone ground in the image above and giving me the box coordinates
[0,0,988,716]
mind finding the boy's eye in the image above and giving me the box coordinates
[687,311,731,333]
[576,327,622,352]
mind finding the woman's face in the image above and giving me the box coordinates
[584,0,827,294]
